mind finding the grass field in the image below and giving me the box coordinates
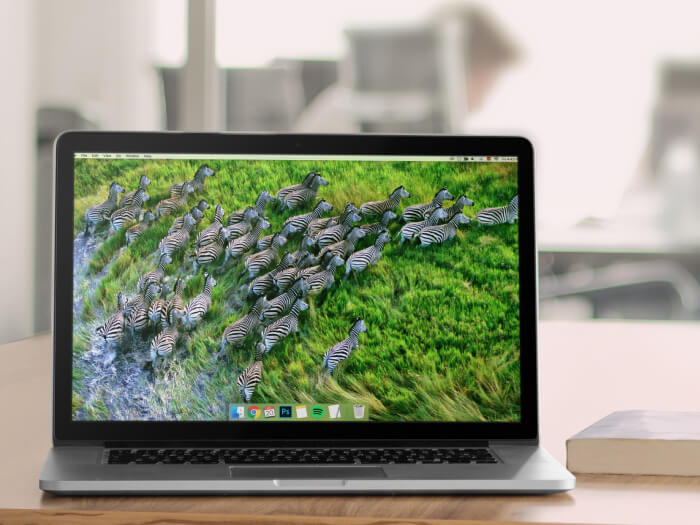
[72,157,520,422]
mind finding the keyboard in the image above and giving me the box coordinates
[107,447,498,465]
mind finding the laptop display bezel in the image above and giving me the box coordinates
[53,132,537,444]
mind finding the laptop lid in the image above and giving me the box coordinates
[53,132,536,445]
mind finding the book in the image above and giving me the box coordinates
[566,410,700,476]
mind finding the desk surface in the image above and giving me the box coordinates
[1,321,700,525]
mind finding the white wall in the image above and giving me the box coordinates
[35,0,161,130]
[0,0,36,343]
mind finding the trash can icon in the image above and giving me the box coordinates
[353,404,365,419]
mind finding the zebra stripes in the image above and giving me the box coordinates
[222,207,258,241]
[261,277,309,322]
[475,194,518,226]
[156,181,194,218]
[219,297,270,356]
[279,173,329,210]
[322,318,366,375]
[194,204,226,248]
[127,283,160,335]
[236,344,265,402]
[307,202,357,236]
[359,186,410,217]
[95,292,128,362]
[313,210,362,249]
[243,233,288,279]
[261,298,308,353]
[164,277,186,328]
[306,255,344,295]
[401,187,453,222]
[248,252,296,298]
[84,181,125,234]
[169,164,215,197]
[149,311,182,363]
[182,274,216,330]
[345,231,391,278]
[147,283,170,331]
[283,200,333,234]
[418,212,470,247]
[119,174,151,208]
[125,210,155,244]
[277,171,319,204]
[360,210,396,238]
[109,189,149,232]
[273,252,318,293]
[158,213,196,256]
[137,253,172,293]
[168,200,208,234]
[192,227,227,275]
[399,207,448,244]
[224,217,271,263]
[318,226,366,263]
[227,191,273,225]
[290,235,316,262]
[257,222,297,251]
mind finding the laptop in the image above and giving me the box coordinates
[40,132,574,494]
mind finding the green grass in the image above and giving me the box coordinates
[72,158,519,422]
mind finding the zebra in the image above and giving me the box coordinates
[194,204,225,249]
[84,181,125,234]
[283,200,333,234]
[359,186,410,217]
[168,199,209,234]
[227,191,273,225]
[345,231,391,278]
[475,194,518,226]
[431,194,474,221]
[95,292,127,364]
[243,233,288,279]
[222,207,258,241]
[169,164,215,197]
[158,213,196,256]
[313,210,362,249]
[109,189,150,232]
[280,173,329,210]
[261,298,308,353]
[126,283,160,335]
[257,222,297,251]
[418,212,470,247]
[360,210,397,238]
[224,217,271,263]
[399,207,448,244]
[119,174,151,208]
[318,226,366,263]
[164,277,185,328]
[273,252,319,293]
[182,273,216,330]
[306,255,344,295]
[322,318,366,375]
[147,283,170,331]
[192,227,227,275]
[277,171,319,204]
[261,277,309,322]
[125,209,155,244]
[218,297,269,357]
[401,187,454,222]
[307,202,358,236]
[149,310,182,364]
[137,253,172,293]
[156,181,194,218]
[290,235,316,262]
[248,252,296,298]
[237,344,265,402]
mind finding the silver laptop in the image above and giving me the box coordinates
[40,132,574,494]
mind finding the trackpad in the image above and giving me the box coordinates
[230,466,386,480]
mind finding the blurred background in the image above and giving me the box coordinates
[3,0,700,344]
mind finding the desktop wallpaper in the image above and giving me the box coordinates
[71,156,520,422]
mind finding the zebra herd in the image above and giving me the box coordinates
[87,164,518,405]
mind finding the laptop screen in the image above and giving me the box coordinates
[72,152,519,423]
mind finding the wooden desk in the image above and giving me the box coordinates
[1,321,699,524]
